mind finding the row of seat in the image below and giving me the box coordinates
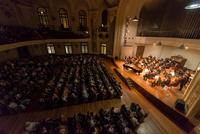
[39,56,122,108]
[0,55,122,115]
[25,103,148,134]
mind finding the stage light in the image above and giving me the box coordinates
[185,1,200,9]
[155,75,159,80]
[132,16,139,22]
[153,42,162,46]
[171,71,175,76]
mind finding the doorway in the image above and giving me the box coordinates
[136,46,145,57]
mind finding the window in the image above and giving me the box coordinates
[38,8,48,26]
[79,10,87,29]
[47,44,55,54]
[59,8,69,29]
[101,44,107,54]
[65,44,72,54]
[81,43,88,53]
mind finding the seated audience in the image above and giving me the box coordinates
[0,55,122,115]
[24,103,147,134]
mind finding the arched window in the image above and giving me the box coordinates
[102,10,108,26]
[38,8,48,26]
[79,10,87,29]
[59,8,69,29]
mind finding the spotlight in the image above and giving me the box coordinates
[132,16,139,22]
[185,1,200,9]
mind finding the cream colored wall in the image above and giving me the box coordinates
[120,46,134,59]
[138,36,200,70]
[143,45,200,70]
[143,45,162,57]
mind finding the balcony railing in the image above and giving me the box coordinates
[0,25,90,45]
[137,30,200,39]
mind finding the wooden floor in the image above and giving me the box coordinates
[0,59,185,134]
[115,60,185,108]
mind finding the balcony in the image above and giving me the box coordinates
[0,25,90,45]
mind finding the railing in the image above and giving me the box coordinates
[0,25,90,45]
[137,30,200,39]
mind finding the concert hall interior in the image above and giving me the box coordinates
[0,0,200,134]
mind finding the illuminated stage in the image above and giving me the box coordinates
[114,60,194,133]
[116,60,185,107]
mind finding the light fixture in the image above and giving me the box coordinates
[185,0,200,9]
[133,16,139,22]
[177,44,188,49]
[171,71,175,76]
[153,41,162,46]
[156,41,162,46]
[178,44,185,49]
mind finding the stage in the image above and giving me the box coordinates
[114,60,195,133]
[115,60,185,108]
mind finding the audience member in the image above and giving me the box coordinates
[0,55,122,115]
[25,103,147,134]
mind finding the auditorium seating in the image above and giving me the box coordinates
[24,103,147,134]
[39,56,122,108]
[0,55,122,115]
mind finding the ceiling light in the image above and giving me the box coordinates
[133,16,139,22]
[153,41,162,46]
[178,44,185,49]
[185,1,200,9]
[178,44,188,49]
[156,41,162,46]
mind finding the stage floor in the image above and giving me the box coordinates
[115,60,185,110]
[0,59,185,134]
